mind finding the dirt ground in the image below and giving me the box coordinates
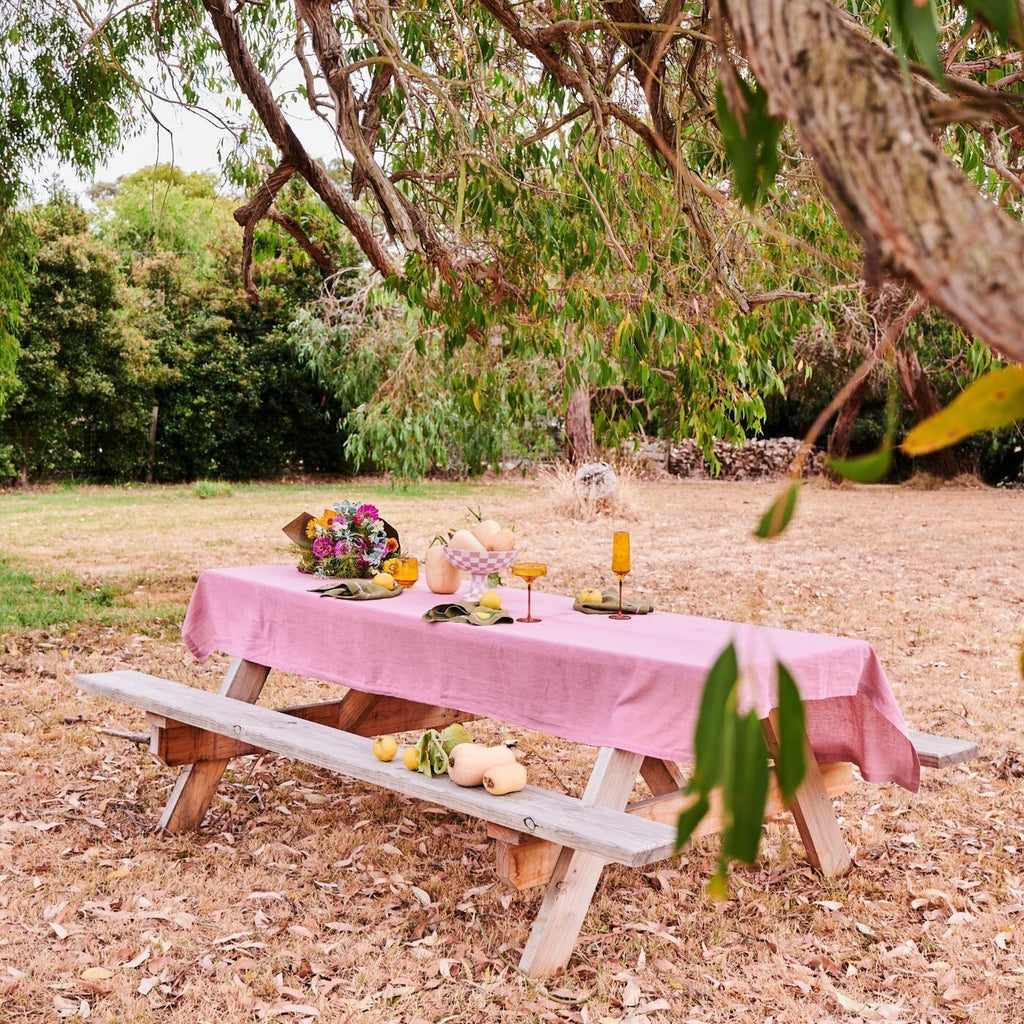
[1,472,1023,1023]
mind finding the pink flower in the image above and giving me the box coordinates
[312,537,334,558]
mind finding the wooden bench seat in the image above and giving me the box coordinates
[75,670,678,868]
[75,671,979,871]
[908,730,978,768]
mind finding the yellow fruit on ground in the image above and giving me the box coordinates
[373,735,399,761]
[402,746,420,770]
[479,590,502,610]
[372,571,395,590]
[578,588,604,604]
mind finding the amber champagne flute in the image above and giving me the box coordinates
[610,532,631,620]
[511,561,547,623]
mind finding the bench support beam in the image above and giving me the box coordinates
[518,748,644,978]
[158,658,269,833]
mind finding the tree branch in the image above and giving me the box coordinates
[722,0,1024,364]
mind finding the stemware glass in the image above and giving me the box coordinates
[610,532,631,620]
[511,561,547,623]
[393,556,419,589]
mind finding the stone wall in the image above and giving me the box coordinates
[633,438,828,480]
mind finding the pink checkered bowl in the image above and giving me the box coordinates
[444,546,518,602]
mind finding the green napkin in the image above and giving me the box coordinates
[422,601,514,626]
[572,588,654,615]
[310,579,404,600]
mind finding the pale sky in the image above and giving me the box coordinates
[41,91,340,201]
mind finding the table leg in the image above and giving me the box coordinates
[157,658,270,833]
[762,713,851,878]
[518,747,645,978]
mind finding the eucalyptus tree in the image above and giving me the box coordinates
[5,3,1022,466]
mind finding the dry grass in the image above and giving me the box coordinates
[2,474,1023,1023]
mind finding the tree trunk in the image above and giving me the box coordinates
[827,375,868,461]
[893,340,961,477]
[564,385,595,465]
[723,0,1024,366]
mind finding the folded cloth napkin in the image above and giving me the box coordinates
[422,601,514,626]
[572,588,654,615]
[310,579,403,600]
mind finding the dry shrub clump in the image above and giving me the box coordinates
[540,460,642,522]
[1,475,1023,1023]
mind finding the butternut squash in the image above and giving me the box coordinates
[448,528,486,551]
[482,762,528,795]
[447,743,517,787]
[424,545,460,594]
[471,519,502,546]
[486,528,516,551]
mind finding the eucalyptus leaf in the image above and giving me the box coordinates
[689,642,738,791]
[674,793,711,853]
[886,0,945,84]
[966,0,1022,44]
[721,709,769,865]
[826,443,893,484]
[903,365,1024,454]
[755,481,800,539]
[715,76,783,208]
[774,662,807,801]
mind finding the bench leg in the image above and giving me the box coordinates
[157,659,270,833]
[518,747,644,978]
[762,713,851,878]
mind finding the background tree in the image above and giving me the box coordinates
[93,166,356,481]
[3,190,160,482]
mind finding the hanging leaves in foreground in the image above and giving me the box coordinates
[715,76,783,208]
[754,481,800,539]
[676,645,807,897]
[884,0,945,84]
[964,1,1024,46]
[903,365,1024,454]
[774,663,807,800]
[826,442,893,483]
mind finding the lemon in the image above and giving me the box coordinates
[578,588,603,604]
[479,590,502,610]
[373,735,398,761]
[402,746,420,771]
[372,571,396,590]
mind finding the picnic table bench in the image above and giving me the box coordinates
[73,564,977,977]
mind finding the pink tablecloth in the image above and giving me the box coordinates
[182,565,920,791]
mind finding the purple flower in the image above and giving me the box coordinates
[312,537,334,558]
[334,540,350,558]
[356,503,379,521]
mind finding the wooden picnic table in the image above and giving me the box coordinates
[75,564,943,977]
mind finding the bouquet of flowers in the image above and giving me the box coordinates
[286,500,400,578]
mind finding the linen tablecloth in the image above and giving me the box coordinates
[182,565,920,791]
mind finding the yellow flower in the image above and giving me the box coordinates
[306,509,336,537]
